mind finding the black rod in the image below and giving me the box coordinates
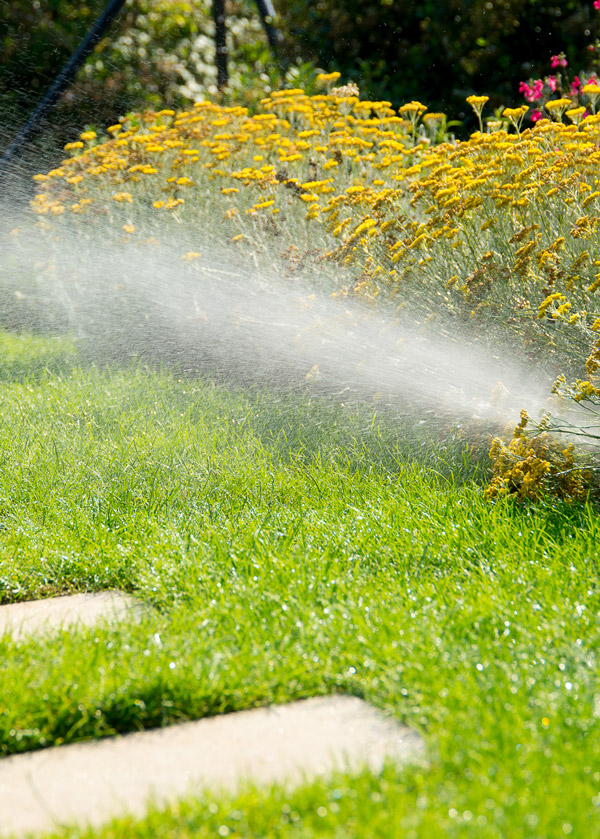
[0,0,129,175]
[253,0,283,54]
[213,0,229,90]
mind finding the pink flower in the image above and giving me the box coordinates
[594,0,600,10]
[519,79,544,102]
[550,53,568,69]
[570,75,582,96]
[531,109,542,122]
[519,81,531,100]
[547,75,557,92]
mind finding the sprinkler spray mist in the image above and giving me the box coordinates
[1,204,557,445]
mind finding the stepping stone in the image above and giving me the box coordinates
[0,592,140,641]
[0,696,424,837]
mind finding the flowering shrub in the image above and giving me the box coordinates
[485,411,592,500]
[0,0,315,150]
[518,3,600,122]
[276,0,599,122]
[27,76,600,500]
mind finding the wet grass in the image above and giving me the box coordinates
[0,330,598,838]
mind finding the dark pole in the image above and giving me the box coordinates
[213,0,229,91]
[253,0,283,55]
[0,0,129,176]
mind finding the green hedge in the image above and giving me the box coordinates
[276,0,599,120]
[1,0,598,151]
[0,0,284,146]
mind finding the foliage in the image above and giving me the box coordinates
[486,410,589,500]
[518,43,600,120]
[275,0,600,123]
[3,0,600,145]
[23,78,600,499]
[0,0,298,144]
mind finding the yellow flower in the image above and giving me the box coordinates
[466,95,489,108]
[582,83,600,114]
[398,101,427,116]
[587,273,600,294]
[354,218,377,235]
[545,98,572,120]
[566,106,586,126]
[316,72,341,84]
[502,105,529,134]
[466,95,489,130]
[123,223,135,234]
[503,106,528,118]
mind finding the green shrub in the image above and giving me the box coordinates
[0,0,288,143]
[276,0,600,125]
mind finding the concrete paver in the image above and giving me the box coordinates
[0,695,424,837]
[0,592,140,640]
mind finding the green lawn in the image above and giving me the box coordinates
[0,331,598,838]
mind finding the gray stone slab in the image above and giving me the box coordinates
[0,696,424,837]
[0,592,140,640]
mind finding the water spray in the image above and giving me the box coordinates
[0,0,129,180]
[1,212,556,441]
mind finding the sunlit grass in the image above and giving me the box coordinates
[0,330,598,838]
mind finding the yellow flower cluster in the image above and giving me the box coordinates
[486,411,589,501]
[30,85,600,499]
[30,90,431,229]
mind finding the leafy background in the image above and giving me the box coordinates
[1,0,600,182]
[2,0,600,129]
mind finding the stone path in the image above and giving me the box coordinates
[0,695,423,837]
[1,595,424,837]
[0,592,140,640]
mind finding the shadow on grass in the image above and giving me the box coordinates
[240,384,491,486]
[0,329,77,383]
[0,325,491,485]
